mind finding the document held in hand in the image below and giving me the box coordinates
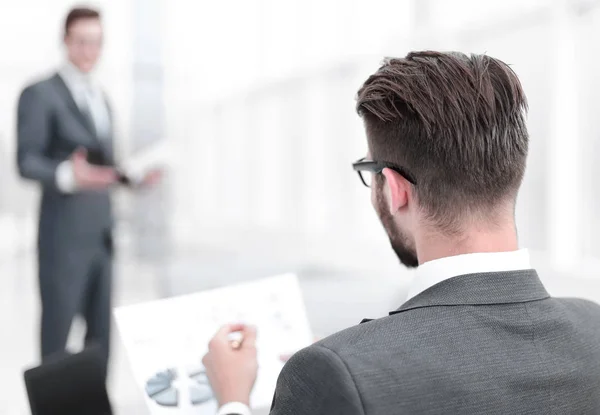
[118,139,172,184]
[114,274,313,415]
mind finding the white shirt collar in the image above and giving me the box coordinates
[59,61,96,91]
[406,249,532,301]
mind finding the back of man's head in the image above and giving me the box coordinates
[356,51,529,235]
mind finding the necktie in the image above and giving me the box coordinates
[80,82,113,164]
[80,93,97,137]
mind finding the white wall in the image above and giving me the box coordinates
[3,0,600,277]
[163,0,414,272]
[163,0,600,277]
[575,5,600,260]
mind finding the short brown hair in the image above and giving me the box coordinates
[357,51,529,233]
[65,6,101,35]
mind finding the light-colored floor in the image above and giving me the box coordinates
[1,254,161,414]
[3,248,600,414]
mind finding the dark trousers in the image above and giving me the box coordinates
[38,233,113,380]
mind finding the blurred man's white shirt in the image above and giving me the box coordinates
[55,61,111,193]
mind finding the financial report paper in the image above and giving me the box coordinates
[114,274,313,414]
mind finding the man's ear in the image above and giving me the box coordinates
[381,168,410,214]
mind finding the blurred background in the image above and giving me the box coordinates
[2,0,600,413]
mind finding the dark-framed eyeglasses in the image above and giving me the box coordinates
[352,158,417,188]
[67,36,104,48]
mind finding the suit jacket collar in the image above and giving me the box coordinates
[407,249,531,302]
[390,269,549,315]
[51,73,98,138]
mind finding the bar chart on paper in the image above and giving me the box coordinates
[114,274,313,414]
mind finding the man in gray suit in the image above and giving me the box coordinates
[17,7,156,379]
[202,51,600,414]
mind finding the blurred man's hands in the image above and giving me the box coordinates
[71,148,117,190]
[142,168,163,187]
[202,324,258,407]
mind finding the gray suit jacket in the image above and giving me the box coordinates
[269,270,600,414]
[17,74,114,253]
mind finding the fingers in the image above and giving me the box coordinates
[69,147,120,189]
[240,325,257,348]
[97,166,118,179]
[216,323,247,337]
[210,324,257,349]
[209,324,248,348]
[72,147,87,162]
[89,167,118,185]
[81,167,118,189]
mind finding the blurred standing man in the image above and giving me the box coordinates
[17,7,156,379]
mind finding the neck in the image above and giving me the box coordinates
[416,220,519,265]
[65,59,92,76]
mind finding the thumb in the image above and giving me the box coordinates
[72,147,87,162]
[279,353,293,363]
[241,325,257,348]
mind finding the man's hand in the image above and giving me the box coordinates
[142,168,163,187]
[71,148,117,190]
[202,324,258,407]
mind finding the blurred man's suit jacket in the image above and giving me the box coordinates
[17,70,115,376]
[228,251,600,415]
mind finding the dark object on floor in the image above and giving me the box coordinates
[24,345,113,415]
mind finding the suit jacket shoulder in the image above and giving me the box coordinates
[18,74,61,112]
[308,295,600,414]
[553,297,600,329]
[270,343,365,415]
[21,73,57,93]
[316,307,435,356]
[271,271,600,414]
[555,296,600,313]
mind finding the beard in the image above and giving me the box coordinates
[375,182,419,268]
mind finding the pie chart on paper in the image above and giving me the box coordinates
[145,366,215,408]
